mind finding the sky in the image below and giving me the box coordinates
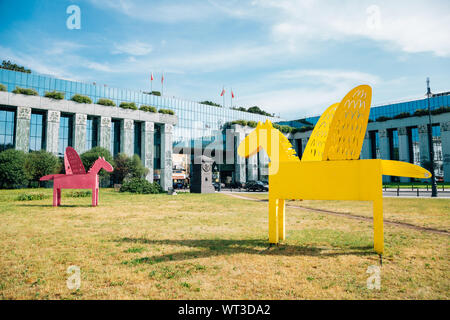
[0,0,449,120]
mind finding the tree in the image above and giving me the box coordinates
[80,147,114,186]
[24,150,59,187]
[0,149,28,189]
[1,60,31,73]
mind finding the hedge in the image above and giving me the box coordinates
[24,150,59,187]
[12,86,38,96]
[120,178,163,194]
[44,90,65,100]
[0,84,6,92]
[158,108,175,115]
[0,149,28,189]
[140,105,157,113]
[97,98,116,106]
[71,94,92,104]
[119,102,138,110]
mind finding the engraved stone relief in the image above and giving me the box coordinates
[17,107,31,120]
[48,110,60,123]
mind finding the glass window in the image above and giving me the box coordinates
[111,119,121,156]
[86,116,98,151]
[408,127,420,167]
[58,114,73,156]
[134,121,142,158]
[29,112,46,151]
[0,108,15,151]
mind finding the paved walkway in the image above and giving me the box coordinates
[224,192,450,236]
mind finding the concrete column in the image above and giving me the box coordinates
[398,127,410,183]
[234,129,246,184]
[258,149,269,182]
[418,124,430,165]
[73,113,87,154]
[142,121,154,182]
[378,129,390,182]
[15,106,31,152]
[46,110,60,155]
[160,123,173,191]
[247,153,258,181]
[440,121,450,182]
[121,119,134,157]
[360,131,371,160]
[99,116,112,154]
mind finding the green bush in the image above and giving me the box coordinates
[16,192,49,201]
[80,147,114,186]
[71,94,92,104]
[119,102,138,110]
[140,105,157,113]
[120,178,163,194]
[158,108,175,115]
[0,149,28,189]
[113,153,149,184]
[413,109,428,117]
[151,91,161,96]
[376,116,391,122]
[0,84,6,92]
[12,86,38,96]
[24,150,59,187]
[44,91,65,100]
[393,112,410,119]
[431,106,450,115]
[67,190,91,198]
[97,98,116,107]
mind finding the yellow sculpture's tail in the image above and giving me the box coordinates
[380,160,431,179]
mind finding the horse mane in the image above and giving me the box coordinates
[88,157,104,174]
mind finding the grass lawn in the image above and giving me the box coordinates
[0,188,448,299]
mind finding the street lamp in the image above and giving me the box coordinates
[426,77,438,197]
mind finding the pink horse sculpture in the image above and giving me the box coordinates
[40,147,114,207]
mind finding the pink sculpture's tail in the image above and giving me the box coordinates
[40,174,65,181]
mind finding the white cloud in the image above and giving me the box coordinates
[113,41,153,56]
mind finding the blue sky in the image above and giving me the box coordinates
[1,0,449,119]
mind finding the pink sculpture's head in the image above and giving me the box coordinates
[89,156,114,174]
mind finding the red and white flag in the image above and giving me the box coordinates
[161,74,164,84]
[231,90,234,99]
[150,72,154,81]
[220,88,225,96]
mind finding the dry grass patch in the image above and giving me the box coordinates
[0,189,448,299]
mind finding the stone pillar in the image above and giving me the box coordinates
[142,121,154,182]
[247,153,258,181]
[99,116,112,154]
[46,110,60,155]
[73,113,87,154]
[378,129,390,182]
[234,129,246,185]
[440,121,450,182]
[160,123,173,191]
[258,149,269,182]
[121,119,134,157]
[15,106,31,152]
[360,131,371,160]
[398,127,410,182]
[418,124,430,165]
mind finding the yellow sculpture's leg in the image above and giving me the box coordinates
[268,197,279,243]
[373,196,384,255]
[278,199,285,241]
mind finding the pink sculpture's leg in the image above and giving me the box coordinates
[96,188,99,206]
[57,188,61,206]
[92,188,96,206]
[53,186,57,207]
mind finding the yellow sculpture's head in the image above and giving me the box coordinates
[237,120,269,158]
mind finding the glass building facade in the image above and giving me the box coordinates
[86,116,98,151]
[0,107,15,152]
[58,114,73,156]
[29,112,45,152]
[0,68,280,153]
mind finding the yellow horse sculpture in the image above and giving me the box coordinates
[238,85,431,255]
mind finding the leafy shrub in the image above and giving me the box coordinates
[200,101,222,107]
[376,116,391,122]
[24,150,59,187]
[44,91,65,100]
[151,91,161,96]
[97,98,116,106]
[295,125,314,133]
[120,178,163,194]
[247,121,257,128]
[113,153,149,184]
[119,102,138,110]
[0,149,28,189]
[71,94,92,104]
[0,84,6,92]
[67,190,91,198]
[413,109,428,117]
[431,106,450,115]
[140,105,157,113]
[80,147,114,186]
[230,120,248,126]
[16,193,49,201]
[12,86,38,96]
[158,108,175,115]
[393,112,410,119]
[1,60,31,73]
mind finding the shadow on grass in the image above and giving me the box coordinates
[17,204,94,208]
[116,237,375,265]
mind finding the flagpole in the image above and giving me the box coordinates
[161,72,164,96]
[230,87,232,109]
[151,73,153,94]
[223,85,225,108]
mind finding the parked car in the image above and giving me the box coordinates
[245,181,268,192]
[213,182,225,190]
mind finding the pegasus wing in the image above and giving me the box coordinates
[64,147,86,175]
